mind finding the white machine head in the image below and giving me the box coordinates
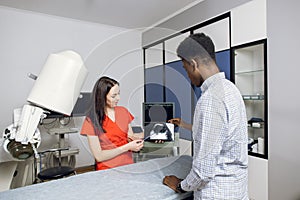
[3,50,88,160]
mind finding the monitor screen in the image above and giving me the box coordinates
[71,92,92,117]
[46,92,91,118]
[143,102,175,141]
[143,102,174,126]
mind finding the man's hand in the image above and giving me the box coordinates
[168,118,192,131]
[163,175,182,193]
[168,118,182,126]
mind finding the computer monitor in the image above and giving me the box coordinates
[71,92,92,117]
[142,102,175,141]
[46,92,91,118]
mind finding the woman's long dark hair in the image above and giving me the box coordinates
[86,76,119,134]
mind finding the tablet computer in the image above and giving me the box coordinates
[143,123,174,141]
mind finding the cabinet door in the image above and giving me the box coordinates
[231,0,266,46]
[233,39,267,159]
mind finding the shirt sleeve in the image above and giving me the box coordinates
[122,106,134,124]
[181,95,227,191]
[80,117,96,136]
[115,106,134,132]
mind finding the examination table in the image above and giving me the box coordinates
[0,155,193,200]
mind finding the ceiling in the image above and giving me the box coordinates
[0,0,204,29]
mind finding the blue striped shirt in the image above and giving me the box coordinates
[181,72,248,199]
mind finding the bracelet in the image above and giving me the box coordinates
[176,181,186,193]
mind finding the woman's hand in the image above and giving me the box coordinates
[125,140,144,152]
[128,132,144,142]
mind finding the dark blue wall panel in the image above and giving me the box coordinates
[145,66,164,102]
[193,49,231,103]
[165,61,192,140]
[216,50,231,80]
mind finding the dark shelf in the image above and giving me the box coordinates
[248,151,268,159]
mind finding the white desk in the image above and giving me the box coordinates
[134,132,179,162]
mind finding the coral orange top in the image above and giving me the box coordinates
[81,106,134,170]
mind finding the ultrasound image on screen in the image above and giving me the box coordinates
[143,102,174,126]
[143,102,175,141]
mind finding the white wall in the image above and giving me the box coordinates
[231,1,268,199]
[267,1,300,200]
[0,6,143,168]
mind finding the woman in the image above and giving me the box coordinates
[81,76,144,170]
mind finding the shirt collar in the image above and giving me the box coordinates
[200,72,225,92]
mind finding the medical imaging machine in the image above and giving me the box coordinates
[0,50,88,190]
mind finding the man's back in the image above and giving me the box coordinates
[191,72,248,199]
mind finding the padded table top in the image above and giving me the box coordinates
[0,155,193,200]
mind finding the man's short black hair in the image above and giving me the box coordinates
[177,33,216,64]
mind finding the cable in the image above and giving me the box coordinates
[41,118,58,130]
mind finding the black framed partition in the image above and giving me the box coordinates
[231,39,268,159]
[143,13,231,141]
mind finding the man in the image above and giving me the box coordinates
[163,33,248,199]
